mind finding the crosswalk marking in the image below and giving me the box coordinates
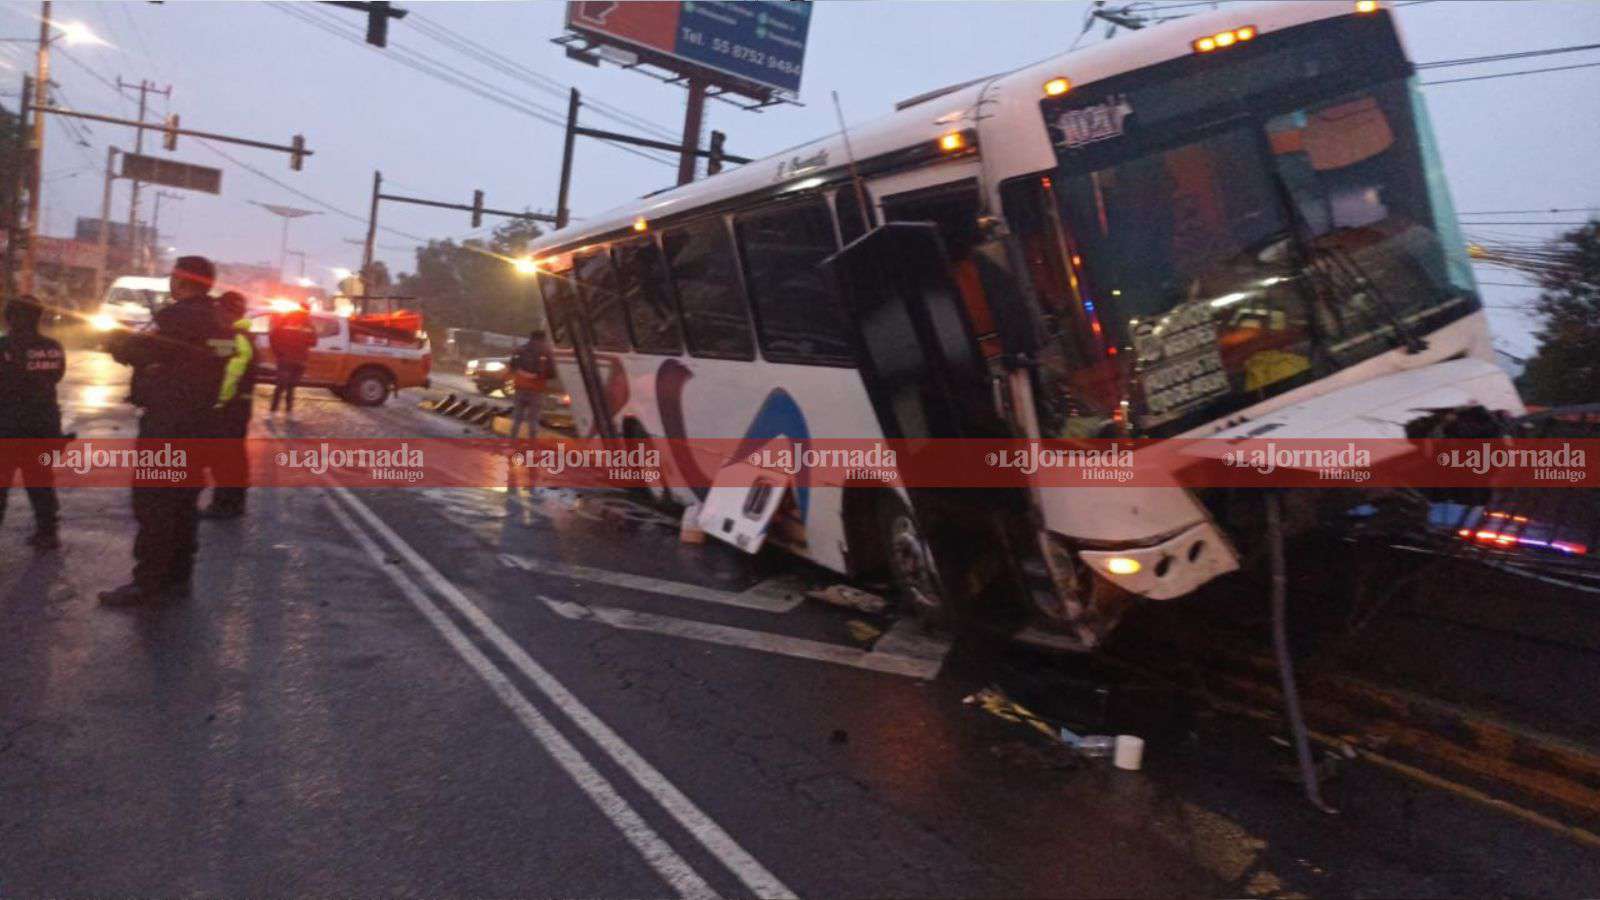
[541,597,946,680]
[499,553,804,613]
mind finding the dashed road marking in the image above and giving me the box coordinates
[541,596,947,680]
[500,552,805,613]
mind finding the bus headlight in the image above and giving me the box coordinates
[90,314,120,332]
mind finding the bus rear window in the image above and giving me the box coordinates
[662,218,755,361]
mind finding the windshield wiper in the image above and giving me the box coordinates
[1267,169,1428,356]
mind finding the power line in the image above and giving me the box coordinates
[1457,221,1593,226]
[405,12,679,141]
[1417,41,1600,70]
[1424,60,1600,86]
[1461,208,1597,216]
[271,2,676,168]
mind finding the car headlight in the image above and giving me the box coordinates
[90,314,120,332]
[465,360,479,373]
[483,361,507,372]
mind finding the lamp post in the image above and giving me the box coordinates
[249,201,319,283]
[16,4,106,294]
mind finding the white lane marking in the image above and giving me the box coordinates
[541,597,945,681]
[330,487,796,900]
[871,618,953,666]
[499,552,804,614]
[320,495,717,900]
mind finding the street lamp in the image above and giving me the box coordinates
[248,201,320,283]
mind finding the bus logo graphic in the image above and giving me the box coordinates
[1054,95,1134,149]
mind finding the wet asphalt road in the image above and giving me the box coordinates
[3,346,1596,897]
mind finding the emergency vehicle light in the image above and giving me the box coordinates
[1043,77,1071,97]
[1193,25,1256,54]
[632,217,648,233]
[1355,0,1379,13]
[939,131,966,152]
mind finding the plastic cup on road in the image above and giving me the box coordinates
[1114,735,1144,771]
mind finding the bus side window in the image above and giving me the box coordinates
[614,237,684,355]
[661,218,755,361]
[734,200,856,367]
[833,188,870,246]
[539,269,574,348]
[574,248,632,351]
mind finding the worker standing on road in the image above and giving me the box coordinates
[100,256,237,606]
[268,305,315,415]
[201,291,255,520]
[508,328,553,441]
[0,295,65,551]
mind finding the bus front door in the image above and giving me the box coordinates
[827,222,1030,625]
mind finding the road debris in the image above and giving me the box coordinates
[845,620,883,643]
[806,584,888,615]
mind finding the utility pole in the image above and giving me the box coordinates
[150,189,181,269]
[94,145,119,297]
[21,0,51,294]
[676,77,707,187]
[362,169,380,285]
[119,77,173,274]
[556,90,579,230]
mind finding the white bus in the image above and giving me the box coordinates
[524,1,1523,650]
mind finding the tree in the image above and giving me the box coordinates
[394,216,544,335]
[1518,220,1600,407]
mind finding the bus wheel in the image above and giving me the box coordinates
[347,368,393,406]
[882,503,949,630]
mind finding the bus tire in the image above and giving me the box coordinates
[880,500,951,631]
[346,367,393,407]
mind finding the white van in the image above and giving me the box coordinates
[89,275,172,334]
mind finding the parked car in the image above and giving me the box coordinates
[88,275,172,341]
[248,311,431,406]
[465,355,512,396]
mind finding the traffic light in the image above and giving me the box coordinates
[162,113,179,151]
[708,130,727,176]
[471,189,484,228]
[290,134,306,171]
[366,1,395,47]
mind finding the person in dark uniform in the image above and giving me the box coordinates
[0,294,65,551]
[100,256,238,606]
[201,290,255,519]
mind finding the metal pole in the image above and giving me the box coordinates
[361,169,380,282]
[21,0,51,294]
[126,79,147,273]
[3,74,33,300]
[676,78,706,186]
[278,215,289,282]
[94,145,116,297]
[556,89,578,230]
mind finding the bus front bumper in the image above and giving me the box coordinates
[1077,520,1238,601]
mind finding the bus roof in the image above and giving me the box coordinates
[529,0,1375,260]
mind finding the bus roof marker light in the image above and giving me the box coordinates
[1043,77,1071,97]
[939,131,966,152]
[1355,0,1379,13]
[1193,26,1257,54]
[632,217,648,233]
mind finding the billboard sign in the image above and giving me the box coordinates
[120,153,223,195]
[565,1,811,98]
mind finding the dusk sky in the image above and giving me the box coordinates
[7,0,1598,357]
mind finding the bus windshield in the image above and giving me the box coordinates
[1042,22,1478,436]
